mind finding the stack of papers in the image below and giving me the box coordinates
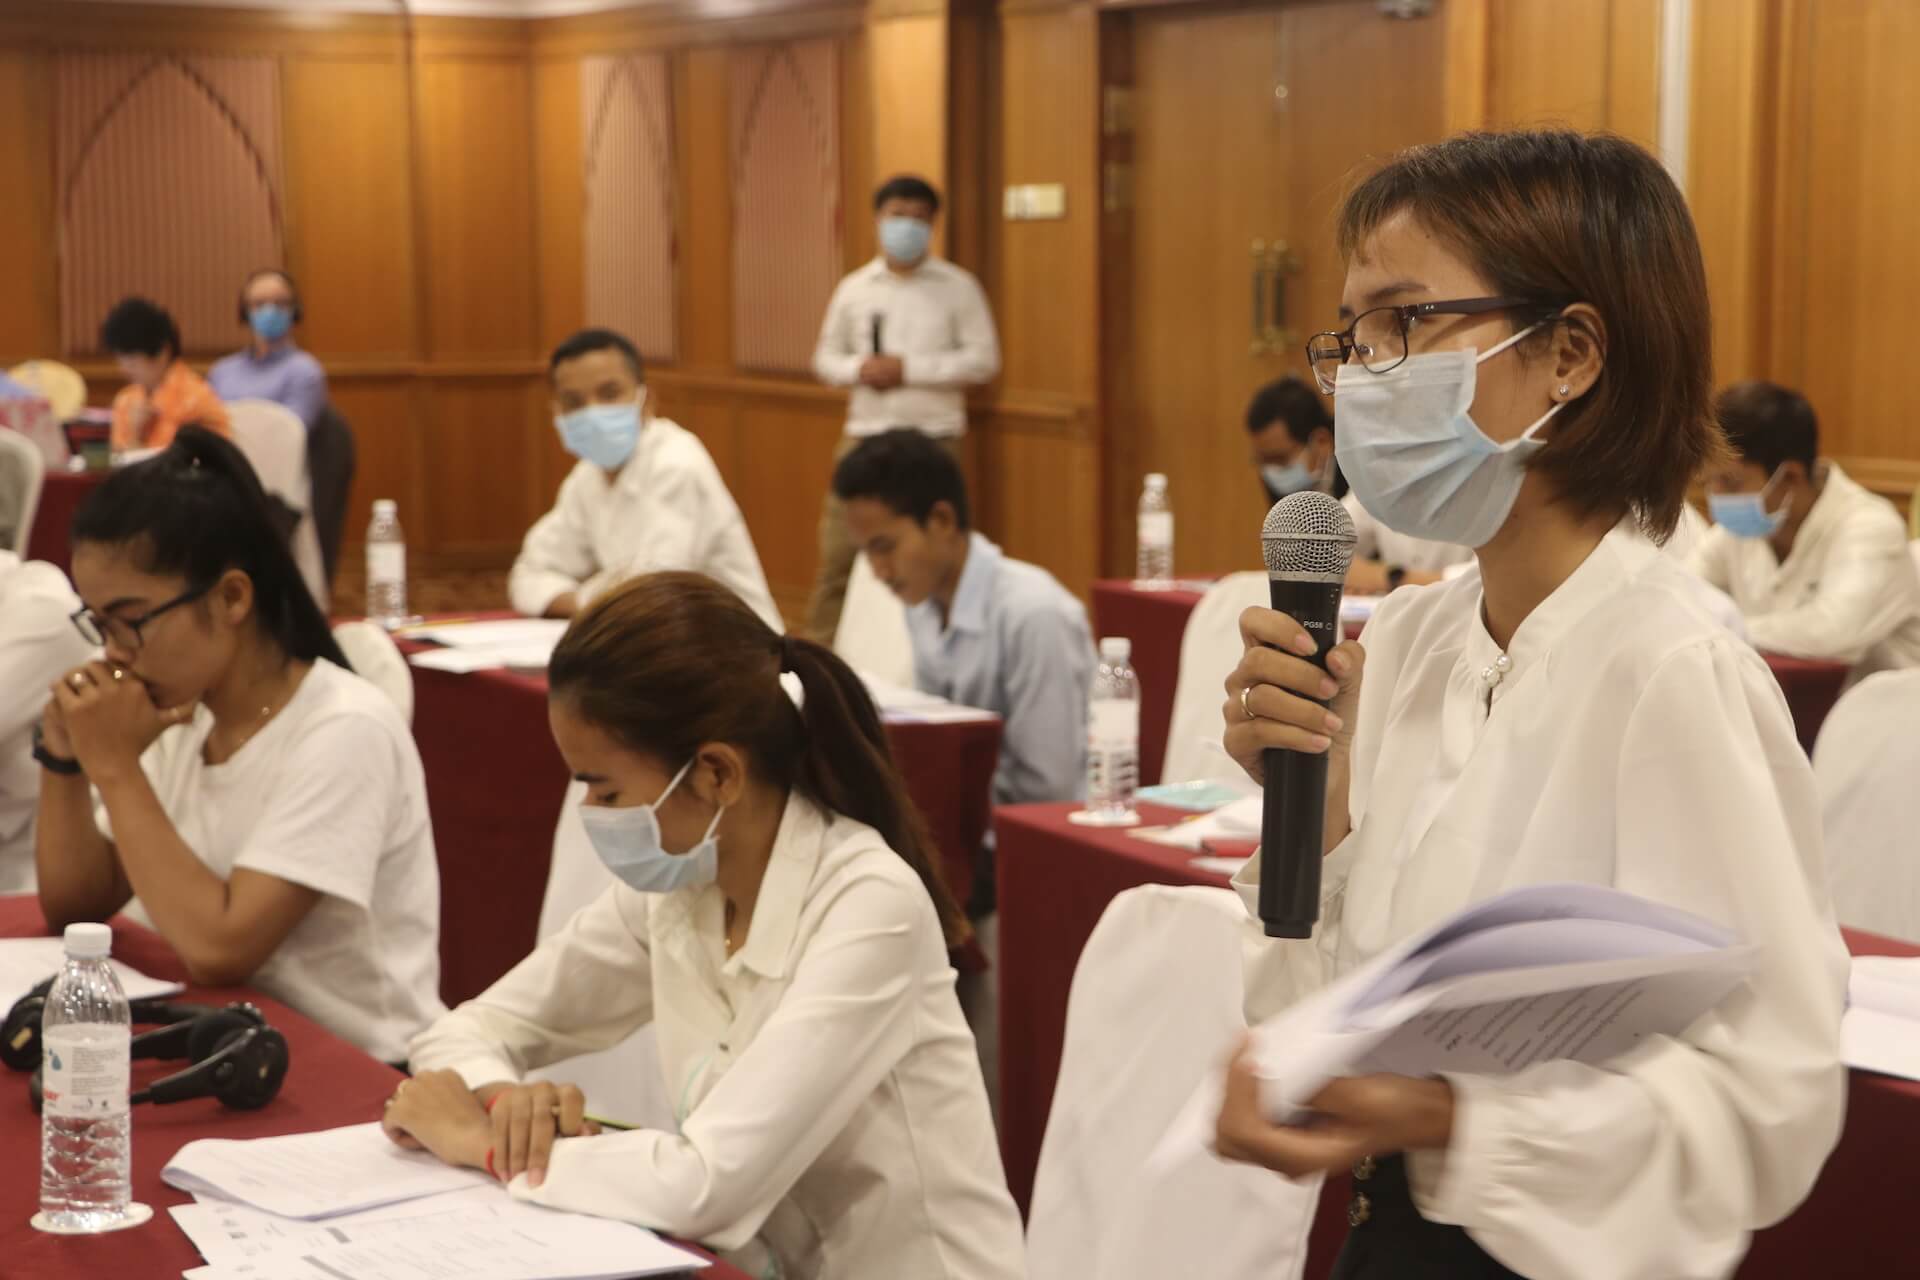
[1132,792,1261,854]
[860,674,998,725]
[0,935,183,1009]
[404,619,570,673]
[164,1124,708,1279]
[1842,955,1920,1082]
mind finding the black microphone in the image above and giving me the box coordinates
[871,314,885,355]
[1258,491,1357,939]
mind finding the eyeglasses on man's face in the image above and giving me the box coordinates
[1304,296,1545,393]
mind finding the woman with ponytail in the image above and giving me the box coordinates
[389,572,1024,1280]
[35,426,445,1063]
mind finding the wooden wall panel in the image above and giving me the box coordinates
[1459,0,1659,148]
[421,377,546,560]
[0,53,58,361]
[580,53,677,361]
[329,378,422,567]
[868,14,947,250]
[679,47,734,373]
[532,55,586,355]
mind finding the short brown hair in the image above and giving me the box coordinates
[1337,129,1725,542]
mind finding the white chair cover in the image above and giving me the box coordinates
[331,621,413,726]
[1025,883,1319,1280]
[1162,571,1270,786]
[0,427,45,555]
[1815,669,1920,944]
[227,399,328,613]
[832,552,914,689]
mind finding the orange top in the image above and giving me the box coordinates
[110,360,231,452]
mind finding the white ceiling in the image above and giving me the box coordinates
[63,0,645,16]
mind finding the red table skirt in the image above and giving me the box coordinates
[25,469,106,579]
[995,801,1920,1278]
[397,625,1001,1004]
[0,896,741,1278]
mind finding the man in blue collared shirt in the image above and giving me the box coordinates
[208,269,329,428]
[835,428,1093,842]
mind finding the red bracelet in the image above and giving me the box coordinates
[485,1147,498,1179]
[486,1093,503,1114]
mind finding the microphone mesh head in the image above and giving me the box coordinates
[1262,491,1357,582]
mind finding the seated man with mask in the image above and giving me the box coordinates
[209,269,330,428]
[509,330,780,629]
[1688,379,1920,676]
[1244,375,1471,594]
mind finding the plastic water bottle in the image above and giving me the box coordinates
[366,499,409,628]
[39,923,132,1232]
[1136,473,1174,588]
[1083,637,1141,824]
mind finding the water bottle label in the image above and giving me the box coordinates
[1138,512,1173,548]
[367,544,406,583]
[1088,699,1140,749]
[41,1027,130,1119]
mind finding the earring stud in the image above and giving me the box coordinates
[1557,384,1571,397]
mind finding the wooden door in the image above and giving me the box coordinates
[1121,0,1448,577]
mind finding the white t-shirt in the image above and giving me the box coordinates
[0,553,93,892]
[107,659,446,1061]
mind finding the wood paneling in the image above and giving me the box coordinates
[868,14,947,249]
[0,53,58,362]
[1475,0,1657,143]
[421,377,546,558]
[532,55,585,353]
[679,47,735,372]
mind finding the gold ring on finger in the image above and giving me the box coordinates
[68,672,87,691]
[1240,685,1256,722]
[111,668,124,682]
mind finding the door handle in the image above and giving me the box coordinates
[1263,241,1302,353]
[1251,240,1270,356]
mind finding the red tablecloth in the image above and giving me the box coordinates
[1092,579,1854,759]
[396,621,1002,1005]
[25,470,106,578]
[995,801,1920,1278]
[1089,581,1207,787]
[0,897,738,1278]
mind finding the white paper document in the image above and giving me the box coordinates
[860,674,998,725]
[163,1122,491,1219]
[0,932,183,1010]
[404,619,570,672]
[1841,955,1920,1082]
[173,1185,708,1279]
[1153,883,1757,1166]
[1135,793,1262,851]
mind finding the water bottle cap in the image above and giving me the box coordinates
[1145,473,1167,488]
[63,922,111,958]
[1100,636,1131,663]
[373,499,397,516]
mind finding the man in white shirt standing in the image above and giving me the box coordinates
[510,329,780,630]
[0,552,93,892]
[807,175,1000,642]
[1689,379,1920,676]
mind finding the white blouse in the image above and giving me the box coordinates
[1239,525,1846,1279]
[408,795,1025,1280]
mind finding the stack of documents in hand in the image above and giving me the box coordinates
[163,1122,708,1279]
[403,618,571,673]
[1157,883,1757,1162]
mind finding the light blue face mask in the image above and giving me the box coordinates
[1707,469,1787,539]
[1261,460,1318,502]
[879,216,931,265]
[578,757,723,895]
[555,393,644,470]
[248,304,293,343]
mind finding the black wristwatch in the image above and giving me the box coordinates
[31,723,82,776]
[1385,564,1408,592]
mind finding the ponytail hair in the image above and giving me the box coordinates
[550,572,964,945]
[71,425,349,670]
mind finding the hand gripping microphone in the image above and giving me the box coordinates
[1258,491,1357,939]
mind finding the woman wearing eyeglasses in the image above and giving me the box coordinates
[34,426,445,1063]
[1215,131,1845,1278]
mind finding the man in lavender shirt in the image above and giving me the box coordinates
[208,269,329,429]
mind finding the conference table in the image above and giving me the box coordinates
[0,896,741,1278]
[24,468,106,578]
[995,800,1920,1278]
[1091,578,1855,776]
[395,620,1004,1004]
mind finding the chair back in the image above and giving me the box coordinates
[1025,884,1319,1280]
[0,427,45,555]
[331,621,413,726]
[7,360,85,422]
[1162,571,1270,785]
[1815,669,1920,945]
[832,550,915,688]
[228,399,328,611]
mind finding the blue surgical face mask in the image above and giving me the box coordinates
[1332,324,1562,548]
[578,757,723,895]
[249,304,293,343]
[1708,469,1787,539]
[1261,459,1318,504]
[555,392,644,470]
[879,216,931,265]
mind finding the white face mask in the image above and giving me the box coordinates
[578,758,723,895]
[1332,323,1564,549]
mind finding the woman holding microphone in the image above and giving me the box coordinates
[1212,130,1845,1279]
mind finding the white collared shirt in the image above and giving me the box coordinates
[509,417,780,629]
[907,532,1094,806]
[0,553,92,892]
[1236,526,1846,1279]
[408,795,1026,1280]
[1686,461,1920,675]
[1814,668,1920,943]
[812,257,1000,438]
[1340,491,1475,577]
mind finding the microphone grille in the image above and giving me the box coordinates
[1261,491,1357,581]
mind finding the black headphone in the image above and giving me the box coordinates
[237,268,303,326]
[4,978,289,1111]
